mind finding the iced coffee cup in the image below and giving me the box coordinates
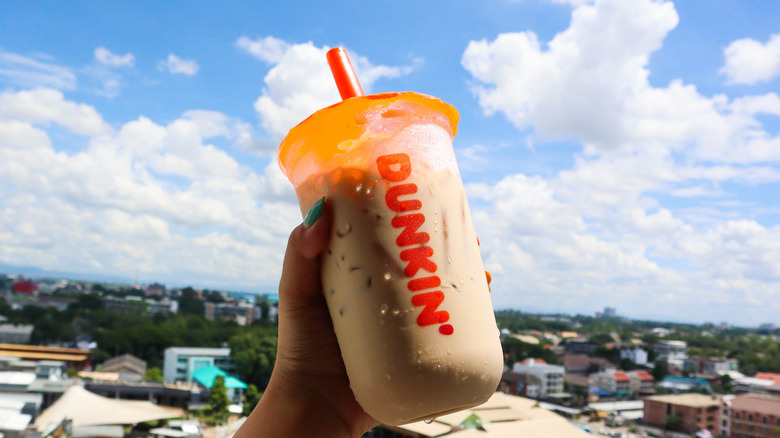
[277,48,503,426]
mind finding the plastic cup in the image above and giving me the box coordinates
[278,90,503,425]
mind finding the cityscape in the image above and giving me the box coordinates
[1,0,779,437]
[2,273,780,437]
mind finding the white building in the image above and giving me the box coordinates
[0,324,34,344]
[654,340,687,365]
[620,348,648,366]
[683,356,738,375]
[511,359,565,399]
[162,347,236,384]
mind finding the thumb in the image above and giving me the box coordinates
[279,198,331,306]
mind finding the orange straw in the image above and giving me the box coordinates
[327,47,364,100]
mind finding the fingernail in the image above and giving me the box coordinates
[304,197,325,228]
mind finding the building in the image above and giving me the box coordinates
[721,394,735,438]
[589,370,632,394]
[654,340,687,365]
[0,343,89,370]
[735,377,777,394]
[103,295,176,315]
[755,373,780,384]
[0,324,34,344]
[564,339,598,355]
[376,391,592,438]
[627,370,655,393]
[729,393,780,438]
[12,281,37,295]
[145,283,166,297]
[684,356,739,375]
[620,348,648,366]
[658,376,712,394]
[162,347,235,385]
[83,379,196,408]
[511,358,565,399]
[643,393,721,435]
[563,354,617,376]
[100,353,147,378]
[204,301,254,325]
[191,365,247,403]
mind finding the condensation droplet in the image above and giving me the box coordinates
[392,309,400,316]
[384,272,392,280]
[434,208,439,214]
[381,304,388,312]
[434,226,439,232]
[447,256,452,264]
[424,419,433,424]
[356,183,363,192]
[385,373,391,381]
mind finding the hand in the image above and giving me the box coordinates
[235,199,378,438]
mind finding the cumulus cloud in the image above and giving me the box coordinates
[237,37,419,138]
[0,49,76,90]
[0,87,299,289]
[721,34,780,85]
[236,36,290,64]
[158,54,199,76]
[461,0,780,323]
[94,47,135,68]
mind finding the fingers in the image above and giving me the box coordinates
[279,199,332,304]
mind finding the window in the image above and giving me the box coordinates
[736,413,741,419]
[763,416,767,424]
[749,414,753,421]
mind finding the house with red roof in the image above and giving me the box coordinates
[628,370,655,393]
[754,372,780,384]
[590,370,633,394]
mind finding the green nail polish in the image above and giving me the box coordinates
[304,197,325,227]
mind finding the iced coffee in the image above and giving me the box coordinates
[277,51,503,426]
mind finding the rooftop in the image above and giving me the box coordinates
[730,394,780,416]
[645,393,721,408]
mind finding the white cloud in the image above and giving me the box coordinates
[94,47,135,68]
[460,0,780,323]
[0,49,76,90]
[0,88,112,136]
[236,36,290,64]
[0,88,300,290]
[721,34,780,85]
[158,54,199,76]
[238,37,420,138]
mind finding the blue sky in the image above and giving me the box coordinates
[1,0,779,326]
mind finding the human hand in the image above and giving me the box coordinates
[235,198,378,438]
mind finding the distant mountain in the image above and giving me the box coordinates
[0,262,133,285]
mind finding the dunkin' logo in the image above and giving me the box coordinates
[377,153,453,336]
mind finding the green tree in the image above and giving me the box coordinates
[0,297,12,316]
[144,367,164,382]
[209,375,230,424]
[243,384,261,416]
[229,331,278,389]
[179,287,205,316]
[663,412,683,431]
[652,359,669,381]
